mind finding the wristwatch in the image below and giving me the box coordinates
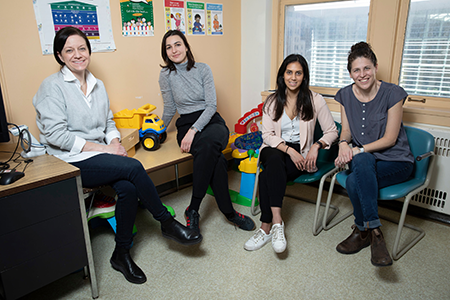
[190,126,199,133]
[359,147,365,153]
[315,141,323,149]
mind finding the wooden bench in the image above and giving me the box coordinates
[133,130,193,190]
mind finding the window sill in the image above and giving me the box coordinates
[324,97,450,128]
[262,92,450,128]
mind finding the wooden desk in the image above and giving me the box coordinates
[133,131,193,189]
[0,148,98,299]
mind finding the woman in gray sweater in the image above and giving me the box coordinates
[33,27,201,284]
[159,30,255,235]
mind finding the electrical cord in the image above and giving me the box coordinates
[0,123,22,170]
[19,128,32,153]
[0,122,36,171]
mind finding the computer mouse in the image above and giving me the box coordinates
[0,171,25,185]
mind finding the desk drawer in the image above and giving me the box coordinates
[0,210,85,271]
[0,239,87,300]
[0,178,79,236]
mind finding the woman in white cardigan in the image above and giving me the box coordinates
[244,54,338,253]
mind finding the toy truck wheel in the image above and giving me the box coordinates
[141,133,160,151]
[159,131,167,143]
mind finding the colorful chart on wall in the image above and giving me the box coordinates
[33,0,116,54]
[206,3,223,35]
[120,0,154,37]
[187,2,205,36]
[164,0,185,33]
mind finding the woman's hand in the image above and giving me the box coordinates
[304,143,320,172]
[83,139,128,157]
[287,147,307,171]
[180,128,196,153]
[106,141,128,157]
[335,143,353,168]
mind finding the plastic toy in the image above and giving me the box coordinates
[222,103,264,157]
[234,102,264,134]
[237,149,260,203]
[208,104,264,207]
[113,104,167,151]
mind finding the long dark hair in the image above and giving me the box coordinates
[160,30,196,73]
[53,27,91,66]
[347,41,377,72]
[264,54,313,122]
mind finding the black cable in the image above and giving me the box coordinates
[19,128,32,153]
[0,123,21,170]
[22,159,32,173]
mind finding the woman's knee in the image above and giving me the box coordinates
[261,149,285,170]
[196,124,228,149]
[351,152,376,172]
[121,157,147,176]
[113,180,138,200]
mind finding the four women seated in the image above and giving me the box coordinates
[33,26,414,285]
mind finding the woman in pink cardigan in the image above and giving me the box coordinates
[244,54,338,253]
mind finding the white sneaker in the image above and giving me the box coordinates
[244,228,272,251]
[271,222,286,253]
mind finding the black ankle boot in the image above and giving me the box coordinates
[110,247,147,284]
[185,207,200,233]
[161,216,203,245]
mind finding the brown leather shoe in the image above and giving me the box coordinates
[369,228,393,267]
[336,225,370,254]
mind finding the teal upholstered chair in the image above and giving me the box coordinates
[323,126,435,260]
[250,121,342,235]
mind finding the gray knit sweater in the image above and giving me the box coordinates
[159,61,217,131]
[33,71,118,157]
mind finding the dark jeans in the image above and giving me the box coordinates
[258,143,306,223]
[175,110,234,215]
[346,152,414,231]
[71,154,171,249]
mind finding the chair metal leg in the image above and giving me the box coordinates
[379,195,425,260]
[323,174,425,260]
[323,172,353,230]
[285,167,341,235]
[312,167,341,235]
[250,164,261,216]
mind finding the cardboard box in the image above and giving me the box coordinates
[118,127,139,157]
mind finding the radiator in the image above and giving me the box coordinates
[330,112,449,216]
[404,122,449,216]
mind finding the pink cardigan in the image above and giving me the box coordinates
[261,91,338,156]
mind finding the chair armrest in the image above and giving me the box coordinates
[416,151,434,161]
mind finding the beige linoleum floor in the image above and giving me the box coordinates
[19,170,450,300]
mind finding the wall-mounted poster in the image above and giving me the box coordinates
[206,3,223,35]
[33,0,116,54]
[164,0,185,33]
[187,2,205,36]
[120,0,154,37]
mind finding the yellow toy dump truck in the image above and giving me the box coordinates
[113,104,167,151]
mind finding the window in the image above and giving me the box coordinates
[276,0,450,124]
[284,0,370,90]
[400,0,450,99]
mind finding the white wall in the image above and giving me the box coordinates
[241,0,272,117]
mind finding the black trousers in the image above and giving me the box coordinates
[176,110,234,214]
[259,143,306,223]
[71,154,171,249]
